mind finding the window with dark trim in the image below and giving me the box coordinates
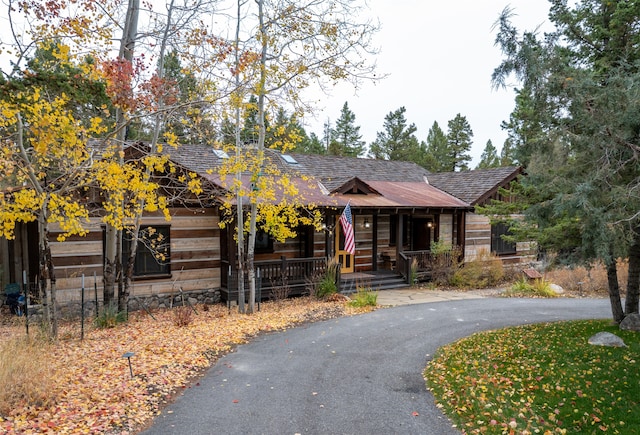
[123,225,171,277]
[491,222,516,255]
[254,229,274,253]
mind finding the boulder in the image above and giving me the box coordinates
[588,331,626,348]
[620,313,640,332]
[549,283,564,295]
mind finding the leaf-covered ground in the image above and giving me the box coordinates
[0,298,366,434]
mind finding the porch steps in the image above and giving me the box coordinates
[339,271,408,294]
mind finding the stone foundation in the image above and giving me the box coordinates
[127,288,221,312]
[16,288,222,320]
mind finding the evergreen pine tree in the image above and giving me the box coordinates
[476,139,500,169]
[446,113,473,171]
[500,138,516,166]
[330,102,365,157]
[423,121,449,172]
[369,106,420,162]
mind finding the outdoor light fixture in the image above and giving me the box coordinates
[122,352,135,378]
[364,218,371,229]
[322,222,335,234]
[427,221,433,228]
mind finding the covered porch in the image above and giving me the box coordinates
[219,206,467,303]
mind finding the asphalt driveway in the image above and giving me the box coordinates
[141,297,610,435]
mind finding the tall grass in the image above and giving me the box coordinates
[0,335,55,416]
[544,260,628,295]
[504,277,558,297]
[348,286,378,308]
[316,257,340,298]
[95,303,127,328]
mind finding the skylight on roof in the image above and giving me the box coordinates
[282,154,298,164]
[213,149,229,159]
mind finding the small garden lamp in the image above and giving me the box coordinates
[122,352,135,378]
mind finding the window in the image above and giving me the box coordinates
[213,149,229,159]
[281,154,298,164]
[254,230,274,253]
[123,225,171,277]
[491,222,516,255]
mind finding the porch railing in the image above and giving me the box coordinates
[221,256,328,302]
[398,250,458,284]
[256,256,328,283]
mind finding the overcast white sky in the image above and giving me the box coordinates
[303,0,553,166]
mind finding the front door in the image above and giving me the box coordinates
[412,218,432,251]
[335,217,354,273]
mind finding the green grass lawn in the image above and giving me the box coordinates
[424,320,640,434]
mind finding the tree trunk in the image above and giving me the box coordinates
[245,0,267,314]
[37,216,51,337]
[104,225,117,306]
[237,203,245,314]
[39,212,58,339]
[605,254,625,323]
[120,0,174,312]
[120,227,137,313]
[234,0,245,314]
[47,258,58,340]
[105,0,139,308]
[625,226,640,315]
[247,203,257,314]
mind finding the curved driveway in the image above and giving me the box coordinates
[142,298,610,435]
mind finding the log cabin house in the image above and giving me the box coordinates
[0,143,528,312]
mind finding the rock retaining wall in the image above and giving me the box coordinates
[21,288,222,320]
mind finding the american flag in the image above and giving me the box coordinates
[339,202,355,255]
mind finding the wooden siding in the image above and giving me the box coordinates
[439,214,453,246]
[464,213,491,260]
[47,208,221,303]
[464,213,535,265]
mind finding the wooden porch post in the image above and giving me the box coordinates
[325,213,333,259]
[372,214,378,271]
[458,211,466,261]
[395,212,403,265]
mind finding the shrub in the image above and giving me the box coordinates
[429,242,462,286]
[305,270,323,298]
[95,303,127,329]
[173,306,194,327]
[0,336,55,416]
[544,260,628,295]
[531,278,557,297]
[450,249,504,289]
[348,287,378,307]
[409,258,419,286]
[317,275,338,298]
[269,274,291,302]
[316,258,340,298]
[504,277,558,298]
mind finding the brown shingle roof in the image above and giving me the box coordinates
[426,166,522,206]
[144,144,479,210]
[287,153,430,191]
